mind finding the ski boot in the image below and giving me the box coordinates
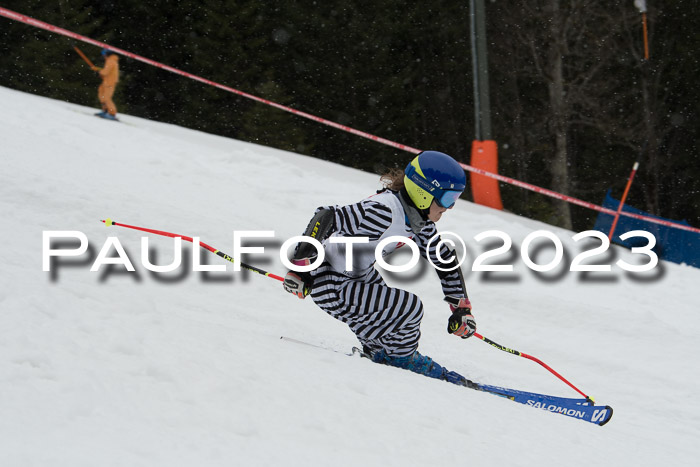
[370,349,468,386]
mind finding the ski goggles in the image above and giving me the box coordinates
[434,189,463,209]
[405,165,464,208]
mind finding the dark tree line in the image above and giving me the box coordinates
[1,0,698,230]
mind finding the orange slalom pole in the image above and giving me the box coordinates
[73,46,96,69]
[608,162,640,241]
[642,12,650,60]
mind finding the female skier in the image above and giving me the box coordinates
[283,150,475,384]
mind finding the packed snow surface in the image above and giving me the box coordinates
[1,86,699,466]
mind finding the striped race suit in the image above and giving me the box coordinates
[309,190,468,357]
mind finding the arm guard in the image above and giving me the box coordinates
[291,208,336,262]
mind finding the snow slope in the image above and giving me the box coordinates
[1,85,699,466]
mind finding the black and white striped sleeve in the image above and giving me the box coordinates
[333,200,393,239]
[415,224,469,299]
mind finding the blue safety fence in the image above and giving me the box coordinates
[593,189,700,268]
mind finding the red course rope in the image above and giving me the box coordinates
[2,6,698,234]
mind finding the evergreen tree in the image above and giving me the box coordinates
[0,0,103,107]
[1,0,698,227]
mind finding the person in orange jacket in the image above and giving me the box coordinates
[92,49,120,120]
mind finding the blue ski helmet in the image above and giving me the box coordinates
[101,48,111,56]
[404,151,466,209]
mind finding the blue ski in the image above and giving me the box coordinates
[280,336,613,426]
[475,382,613,426]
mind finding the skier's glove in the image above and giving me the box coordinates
[283,271,311,299]
[445,296,476,339]
[283,258,314,299]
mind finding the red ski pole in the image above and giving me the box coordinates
[473,332,594,403]
[101,218,284,281]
